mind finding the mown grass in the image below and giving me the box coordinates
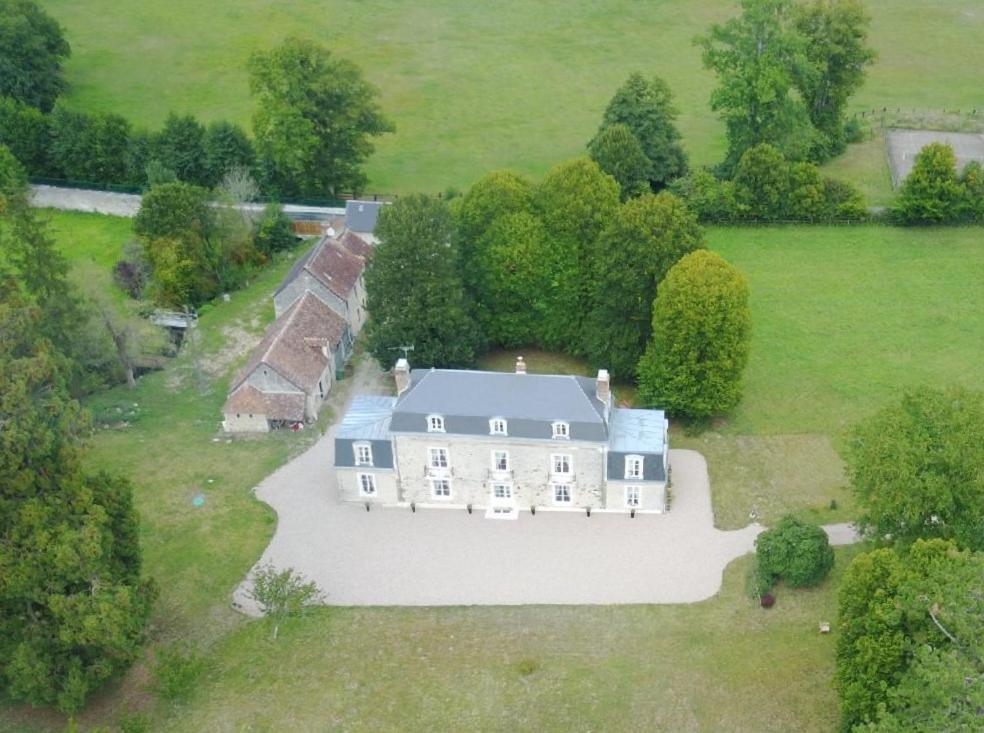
[40,0,984,194]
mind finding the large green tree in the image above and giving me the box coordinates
[845,387,984,551]
[582,192,704,378]
[0,289,156,713]
[636,250,751,418]
[535,158,620,351]
[596,73,688,189]
[0,95,51,175]
[249,37,393,198]
[153,113,208,186]
[794,0,875,157]
[203,120,255,188]
[0,0,70,112]
[891,143,966,224]
[48,107,131,184]
[697,0,815,171]
[365,194,483,368]
[587,123,651,200]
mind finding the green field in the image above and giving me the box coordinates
[40,0,984,195]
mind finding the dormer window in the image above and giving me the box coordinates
[625,455,643,479]
[552,421,570,439]
[490,418,507,435]
[428,414,445,432]
[354,442,373,467]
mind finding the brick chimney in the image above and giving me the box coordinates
[515,355,527,374]
[596,369,611,406]
[394,358,411,394]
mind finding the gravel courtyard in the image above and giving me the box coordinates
[234,395,856,611]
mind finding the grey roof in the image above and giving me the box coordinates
[275,242,317,297]
[608,408,668,454]
[395,369,606,424]
[345,200,383,233]
[337,395,397,440]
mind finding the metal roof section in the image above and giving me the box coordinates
[345,200,383,233]
[337,394,397,440]
[608,408,668,454]
[395,369,606,424]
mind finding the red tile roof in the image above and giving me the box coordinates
[223,385,306,422]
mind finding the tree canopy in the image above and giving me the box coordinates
[365,194,483,368]
[0,0,70,112]
[891,143,967,224]
[636,250,751,418]
[754,515,834,594]
[845,387,984,551]
[587,123,652,200]
[249,37,393,198]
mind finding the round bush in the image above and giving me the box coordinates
[760,593,775,609]
[755,516,834,590]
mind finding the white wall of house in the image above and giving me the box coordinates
[392,434,607,510]
[604,480,667,513]
[337,468,399,504]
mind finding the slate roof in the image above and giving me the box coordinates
[337,395,397,440]
[608,408,668,455]
[394,369,606,424]
[275,235,365,301]
[223,385,306,422]
[345,200,383,233]
[229,292,346,394]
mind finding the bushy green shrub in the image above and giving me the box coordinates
[891,142,965,224]
[253,202,296,255]
[152,642,205,701]
[754,515,834,594]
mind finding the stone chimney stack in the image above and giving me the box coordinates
[596,369,611,406]
[515,355,527,374]
[394,358,411,394]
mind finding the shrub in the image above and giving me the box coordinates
[247,564,324,639]
[760,592,775,608]
[0,95,51,175]
[891,142,965,224]
[755,516,834,593]
[587,123,651,200]
[112,241,150,298]
[152,642,204,701]
[253,203,296,254]
[667,170,737,222]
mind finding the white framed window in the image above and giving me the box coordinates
[551,454,572,475]
[625,455,643,480]
[553,483,572,504]
[354,442,373,466]
[492,450,509,472]
[489,418,508,435]
[428,447,449,470]
[492,483,512,500]
[358,473,377,496]
[552,421,570,439]
[431,478,452,499]
[625,485,641,508]
[427,414,445,432]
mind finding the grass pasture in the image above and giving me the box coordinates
[40,0,984,195]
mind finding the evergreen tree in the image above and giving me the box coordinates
[582,192,704,378]
[637,250,751,418]
[891,143,966,224]
[733,143,791,220]
[597,73,688,189]
[203,120,255,187]
[587,123,651,200]
[0,95,51,175]
[365,194,484,368]
[153,113,208,185]
[0,289,156,713]
[0,0,70,112]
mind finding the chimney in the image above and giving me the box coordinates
[596,369,611,406]
[394,358,411,394]
[515,356,527,374]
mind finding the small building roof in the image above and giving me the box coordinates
[229,292,346,394]
[223,385,306,422]
[395,369,606,424]
[275,235,365,301]
[608,408,668,454]
[345,200,383,233]
[337,394,397,440]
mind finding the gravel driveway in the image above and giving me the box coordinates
[233,383,857,612]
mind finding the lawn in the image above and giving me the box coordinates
[40,0,984,195]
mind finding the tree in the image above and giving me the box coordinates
[253,202,296,255]
[473,211,551,347]
[891,143,966,224]
[587,123,651,200]
[247,564,324,640]
[637,250,751,419]
[597,73,688,188]
[365,194,484,368]
[535,158,620,351]
[697,0,815,171]
[794,0,875,158]
[668,169,739,222]
[249,37,394,198]
[153,113,207,185]
[582,192,704,378]
[0,0,70,112]
[844,387,984,551]
[0,291,156,713]
[203,120,255,187]
[0,95,51,174]
[754,515,834,594]
[47,107,132,184]
[733,143,791,219]
[959,160,984,223]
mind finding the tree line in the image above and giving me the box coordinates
[0,2,391,200]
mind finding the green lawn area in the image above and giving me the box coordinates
[40,0,984,195]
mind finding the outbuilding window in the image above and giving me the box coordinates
[358,473,377,496]
[625,486,641,508]
[354,442,373,466]
[427,414,445,432]
[625,455,643,480]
